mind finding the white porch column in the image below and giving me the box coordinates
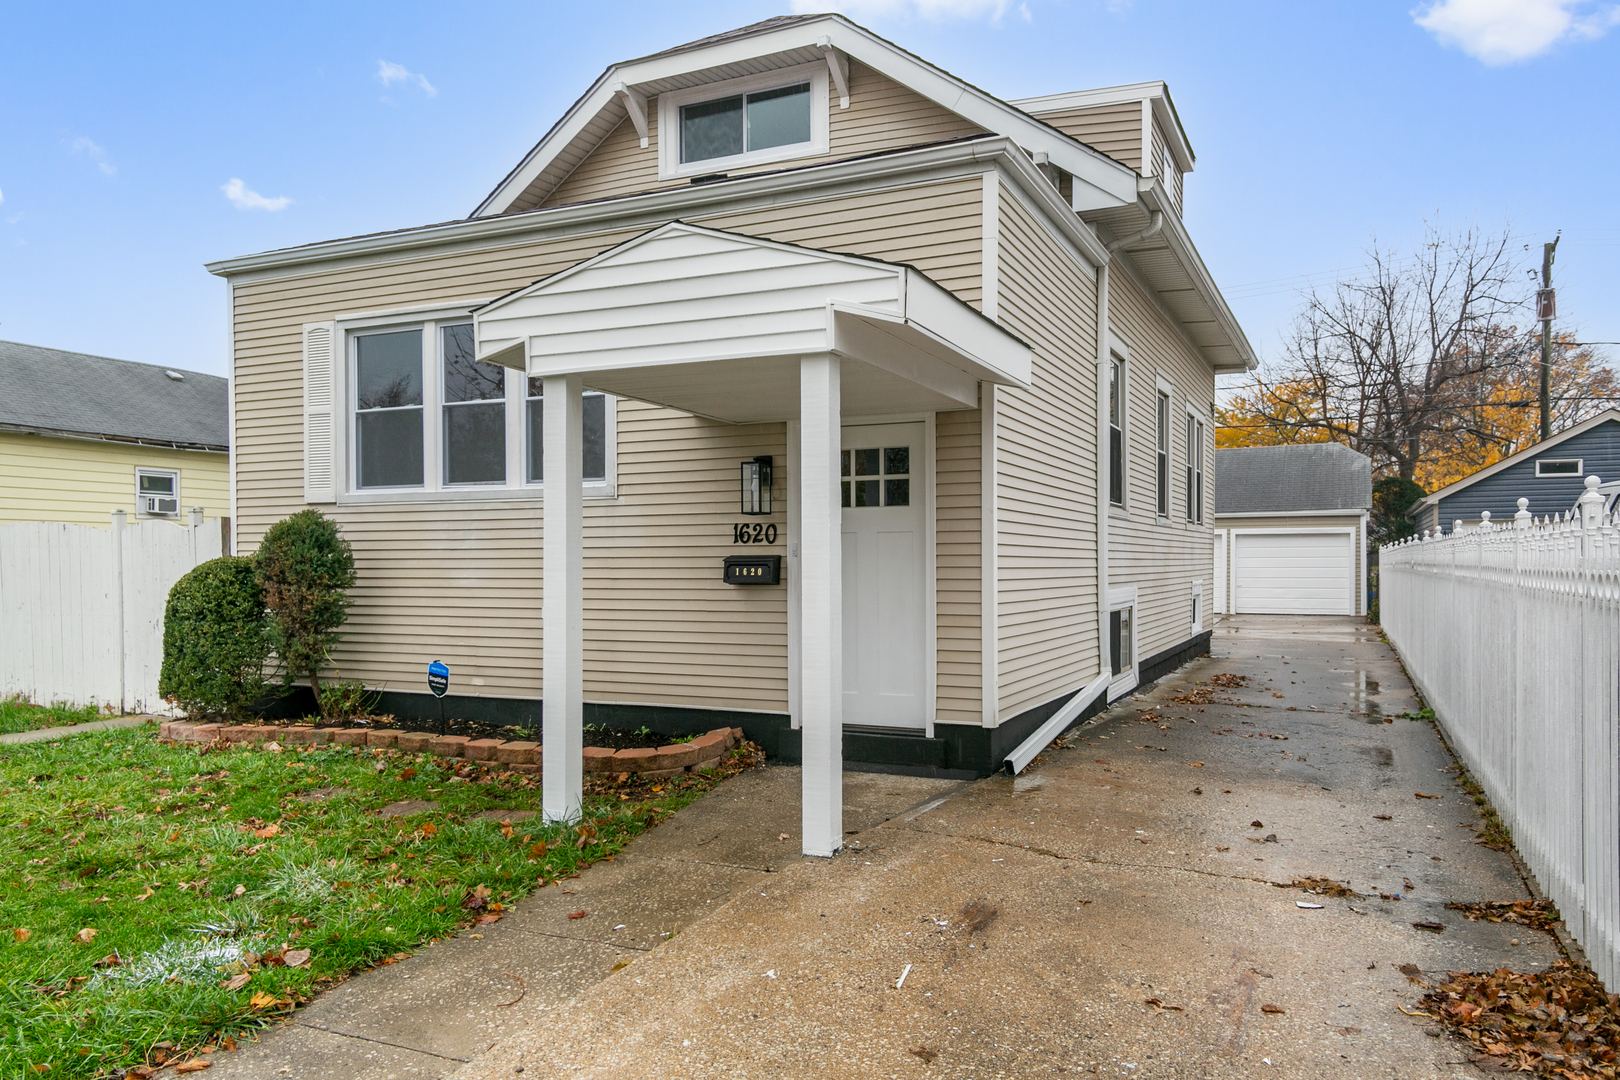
[542,373,584,824]
[799,354,843,857]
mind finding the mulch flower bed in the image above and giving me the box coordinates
[1408,960,1620,1076]
[241,714,670,750]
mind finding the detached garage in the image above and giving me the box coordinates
[1212,444,1372,616]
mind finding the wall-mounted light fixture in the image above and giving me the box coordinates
[740,455,773,516]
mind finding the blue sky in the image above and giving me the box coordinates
[3,0,1617,383]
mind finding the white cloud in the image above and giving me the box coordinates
[788,0,1017,22]
[0,187,5,205]
[66,136,117,176]
[221,178,291,212]
[375,59,437,97]
[1413,0,1620,64]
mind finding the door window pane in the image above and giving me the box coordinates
[884,478,910,506]
[681,95,744,163]
[854,479,880,506]
[853,448,880,475]
[884,447,909,475]
[745,83,811,150]
[356,330,423,488]
[356,330,422,409]
[841,450,851,477]
[358,410,424,488]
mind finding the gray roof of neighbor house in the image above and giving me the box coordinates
[0,340,228,451]
[1215,443,1371,514]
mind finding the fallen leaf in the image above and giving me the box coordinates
[1373,814,1392,821]
[1398,963,1425,982]
[249,991,282,1009]
[1338,1026,1361,1035]
[13,928,29,943]
[400,767,416,781]
[1260,1003,1286,1014]
[175,1061,212,1073]
[528,841,547,858]
[566,910,588,920]
[221,973,251,991]
[910,1047,939,1064]
[1414,792,1442,800]
[1188,762,1205,768]
[283,948,311,968]
[1250,820,1264,828]
[1412,921,1446,933]
[167,831,180,842]
[74,928,96,944]
[421,822,437,837]
[475,913,501,925]
[253,823,280,839]
[93,952,121,968]
[777,833,790,841]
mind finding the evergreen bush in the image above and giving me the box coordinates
[158,556,273,719]
[254,509,356,707]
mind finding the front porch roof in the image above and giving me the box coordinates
[472,221,1032,425]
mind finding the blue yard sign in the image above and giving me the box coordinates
[427,661,449,698]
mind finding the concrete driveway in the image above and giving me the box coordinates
[458,616,1558,1079]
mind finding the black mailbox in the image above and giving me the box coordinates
[723,554,781,585]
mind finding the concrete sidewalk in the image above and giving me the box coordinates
[206,768,960,1078]
[457,616,1557,1079]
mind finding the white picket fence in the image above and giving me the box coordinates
[1381,477,1620,988]
[0,511,225,713]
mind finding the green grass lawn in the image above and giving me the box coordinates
[0,699,106,736]
[0,725,748,1078]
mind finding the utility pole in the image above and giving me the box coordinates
[1538,234,1560,442]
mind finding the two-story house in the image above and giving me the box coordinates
[208,14,1255,854]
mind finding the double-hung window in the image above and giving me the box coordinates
[1108,357,1125,506]
[345,313,614,500]
[1186,413,1205,524]
[658,63,830,180]
[1155,390,1170,517]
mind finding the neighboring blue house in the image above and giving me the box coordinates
[1412,409,1620,534]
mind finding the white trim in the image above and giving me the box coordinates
[1415,409,1620,507]
[1153,380,1171,519]
[924,410,938,739]
[1536,458,1583,477]
[1003,669,1111,775]
[981,383,998,727]
[980,172,1000,321]
[787,418,802,731]
[1213,528,1228,614]
[1214,509,1367,520]
[134,466,182,518]
[226,280,238,552]
[1107,584,1139,700]
[1358,512,1368,617]
[1094,262,1111,696]
[656,62,830,180]
[1190,579,1203,634]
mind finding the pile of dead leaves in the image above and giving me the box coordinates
[1209,673,1248,688]
[1446,900,1563,932]
[583,739,765,800]
[1412,962,1620,1076]
[1278,876,1363,899]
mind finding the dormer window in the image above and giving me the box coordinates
[659,62,830,180]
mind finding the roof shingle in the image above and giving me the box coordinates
[0,340,228,450]
[1215,443,1371,514]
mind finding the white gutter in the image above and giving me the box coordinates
[1004,669,1111,774]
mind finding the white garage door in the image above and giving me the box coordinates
[1233,531,1352,615]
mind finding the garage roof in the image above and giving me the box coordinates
[1215,443,1371,514]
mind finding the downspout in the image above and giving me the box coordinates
[1106,210,1163,255]
[1095,250,1113,706]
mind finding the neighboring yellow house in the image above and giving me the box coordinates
[0,340,229,528]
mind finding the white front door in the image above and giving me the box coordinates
[841,422,926,729]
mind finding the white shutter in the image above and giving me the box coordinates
[303,322,338,503]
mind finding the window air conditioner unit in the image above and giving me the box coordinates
[141,495,180,516]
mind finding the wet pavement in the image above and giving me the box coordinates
[455,615,1558,1079]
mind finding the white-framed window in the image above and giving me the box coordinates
[657,62,830,180]
[135,467,181,517]
[1537,458,1582,477]
[1108,355,1126,507]
[1191,580,1203,633]
[1154,388,1170,517]
[339,308,616,503]
[1185,410,1204,524]
[1110,604,1133,675]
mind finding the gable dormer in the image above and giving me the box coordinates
[474,14,1141,219]
[1012,82,1194,216]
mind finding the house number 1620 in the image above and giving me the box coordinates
[732,523,778,545]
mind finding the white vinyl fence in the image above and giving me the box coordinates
[0,511,225,713]
[1381,477,1620,987]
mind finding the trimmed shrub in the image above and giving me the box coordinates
[158,556,274,720]
[254,509,356,707]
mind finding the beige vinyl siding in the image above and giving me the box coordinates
[1107,265,1215,664]
[1029,101,1143,172]
[532,62,985,211]
[0,432,228,527]
[991,185,1101,722]
[1215,513,1365,610]
[230,178,983,711]
[935,409,982,724]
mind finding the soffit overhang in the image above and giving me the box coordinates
[473,221,1032,425]
[1085,179,1256,373]
[473,13,1139,218]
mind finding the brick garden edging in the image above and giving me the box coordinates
[157,721,742,779]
